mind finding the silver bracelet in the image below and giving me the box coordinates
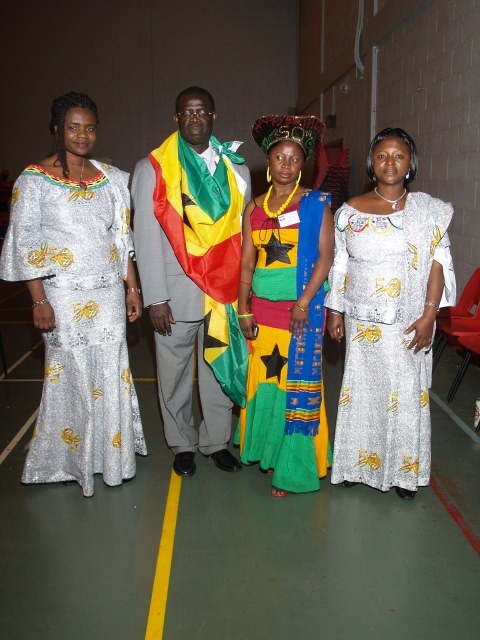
[329,309,344,316]
[32,298,49,308]
[424,301,439,312]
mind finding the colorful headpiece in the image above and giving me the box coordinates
[252,115,325,160]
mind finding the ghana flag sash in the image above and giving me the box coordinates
[285,191,330,436]
[149,132,249,406]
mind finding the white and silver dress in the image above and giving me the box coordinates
[0,161,147,497]
[326,192,455,492]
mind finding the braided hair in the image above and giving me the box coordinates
[49,91,99,179]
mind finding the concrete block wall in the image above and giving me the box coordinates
[375,0,480,290]
[298,0,479,291]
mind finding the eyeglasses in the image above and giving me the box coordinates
[176,109,214,120]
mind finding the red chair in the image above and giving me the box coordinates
[438,268,480,320]
[433,269,480,370]
[446,334,480,408]
[433,316,480,370]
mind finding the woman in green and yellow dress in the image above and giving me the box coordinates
[236,115,334,496]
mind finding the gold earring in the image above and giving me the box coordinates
[266,166,272,183]
[296,170,302,185]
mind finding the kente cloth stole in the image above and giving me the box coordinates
[285,191,330,436]
[149,132,248,406]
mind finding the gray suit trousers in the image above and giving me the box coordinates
[155,319,233,455]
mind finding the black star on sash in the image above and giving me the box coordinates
[261,344,288,382]
[182,193,196,229]
[204,310,228,350]
[260,233,294,266]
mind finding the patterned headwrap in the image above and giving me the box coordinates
[252,115,325,160]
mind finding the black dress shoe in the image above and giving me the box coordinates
[210,449,243,472]
[343,480,357,488]
[395,486,415,500]
[173,452,196,477]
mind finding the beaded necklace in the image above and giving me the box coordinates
[263,179,300,218]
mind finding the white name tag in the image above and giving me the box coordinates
[277,209,300,227]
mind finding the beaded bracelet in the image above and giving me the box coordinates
[126,287,141,294]
[424,301,439,312]
[32,298,49,308]
[295,302,309,312]
[238,313,254,319]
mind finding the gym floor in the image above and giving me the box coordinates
[1,280,479,640]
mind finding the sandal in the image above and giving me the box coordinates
[271,486,288,498]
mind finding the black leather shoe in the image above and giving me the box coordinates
[343,480,357,488]
[395,486,415,500]
[210,449,243,472]
[173,452,196,477]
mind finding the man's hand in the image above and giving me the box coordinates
[149,303,176,335]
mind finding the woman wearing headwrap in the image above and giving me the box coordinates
[236,115,334,496]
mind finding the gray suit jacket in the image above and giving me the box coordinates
[131,154,251,321]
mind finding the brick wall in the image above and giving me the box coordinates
[375,0,480,290]
[298,0,480,292]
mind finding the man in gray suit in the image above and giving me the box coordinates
[132,87,251,478]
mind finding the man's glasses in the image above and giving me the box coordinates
[176,109,214,120]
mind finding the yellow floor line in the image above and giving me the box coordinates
[145,471,182,640]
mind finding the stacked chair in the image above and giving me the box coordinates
[432,269,480,415]
[433,268,480,370]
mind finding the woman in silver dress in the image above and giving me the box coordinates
[326,128,455,500]
[0,91,147,496]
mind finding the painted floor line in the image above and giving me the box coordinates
[0,408,39,465]
[430,474,480,556]
[0,339,43,381]
[145,471,182,640]
[430,391,480,444]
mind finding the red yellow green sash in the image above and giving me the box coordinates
[149,132,248,406]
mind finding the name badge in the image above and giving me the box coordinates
[277,210,300,227]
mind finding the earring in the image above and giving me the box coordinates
[372,175,377,181]
[266,166,272,183]
[296,170,302,185]
[406,171,410,180]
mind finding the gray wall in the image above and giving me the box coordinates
[1,0,298,192]
[298,0,480,292]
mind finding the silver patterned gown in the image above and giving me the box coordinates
[0,162,147,497]
[326,193,455,492]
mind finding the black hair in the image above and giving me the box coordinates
[366,127,418,184]
[49,91,99,179]
[175,86,215,113]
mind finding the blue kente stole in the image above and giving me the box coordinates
[285,191,330,436]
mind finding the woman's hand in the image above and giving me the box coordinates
[290,303,310,335]
[327,312,345,342]
[33,302,56,332]
[405,312,435,354]
[149,302,176,336]
[126,291,142,322]
[239,316,258,340]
